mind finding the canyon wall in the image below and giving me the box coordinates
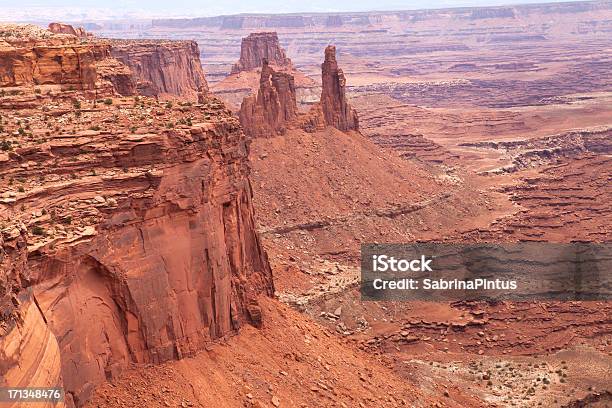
[238,59,298,137]
[0,24,271,407]
[152,1,611,29]
[0,95,273,406]
[110,39,208,100]
[0,24,208,101]
[0,291,64,408]
[231,32,292,73]
[0,24,109,90]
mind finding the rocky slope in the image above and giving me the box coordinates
[84,298,467,408]
[0,24,272,407]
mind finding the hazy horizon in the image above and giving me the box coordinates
[0,0,594,22]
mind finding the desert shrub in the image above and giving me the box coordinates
[31,226,45,236]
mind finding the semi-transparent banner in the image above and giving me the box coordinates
[361,243,612,301]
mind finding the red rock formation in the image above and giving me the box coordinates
[231,32,292,74]
[0,95,273,406]
[0,292,64,404]
[95,57,138,96]
[238,59,298,137]
[0,25,209,101]
[0,24,110,91]
[110,39,208,100]
[0,25,270,407]
[48,22,88,38]
[237,45,360,136]
[319,45,358,131]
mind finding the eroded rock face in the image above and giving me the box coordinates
[0,25,271,407]
[48,22,88,38]
[0,24,110,91]
[0,292,64,404]
[238,60,298,137]
[319,46,358,131]
[0,95,273,406]
[110,40,208,100]
[237,45,359,136]
[0,24,208,101]
[231,32,292,74]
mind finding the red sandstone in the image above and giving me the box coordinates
[231,32,292,74]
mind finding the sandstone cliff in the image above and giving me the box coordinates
[48,22,89,38]
[0,24,208,101]
[0,25,271,407]
[0,291,65,408]
[0,24,110,91]
[231,32,292,74]
[0,91,273,406]
[110,39,208,100]
[238,59,298,137]
[319,45,359,131]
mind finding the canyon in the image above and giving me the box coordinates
[1,1,611,407]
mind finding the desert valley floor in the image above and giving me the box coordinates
[1,1,611,407]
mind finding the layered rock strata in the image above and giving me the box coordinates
[110,39,208,100]
[231,32,292,74]
[238,45,359,137]
[0,25,271,407]
[48,22,89,38]
[152,2,611,29]
[238,59,298,137]
[0,24,110,91]
[0,24,208,101]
